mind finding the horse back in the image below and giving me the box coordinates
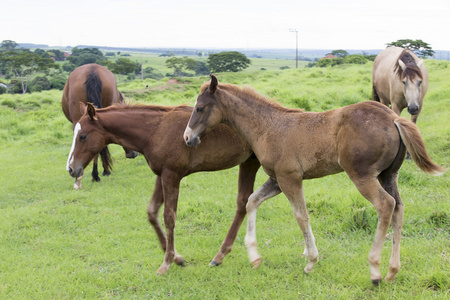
[62,64,120,125]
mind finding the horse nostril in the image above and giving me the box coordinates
[68,167,73,175]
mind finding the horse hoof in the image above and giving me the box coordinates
[371,278,382,286]
[175,257,185,266]
[92,177,101,182]
[156,266,169,275]
[251,258,261,269]
[103,171,111,176]
[209,260,221,267]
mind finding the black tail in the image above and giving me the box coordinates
[85,68,103,108]
[372,86,380,102]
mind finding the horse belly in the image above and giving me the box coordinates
[302,157,343,179]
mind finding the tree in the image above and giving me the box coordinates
[327,50,349,58]
[207,51,251,73]
[66,47,106,67]
[194,61,210,76]
[386,39,434,58]
[165,56,197,76]
[0,40,19,51]
[0,50,59,93]
[110,58,140,75]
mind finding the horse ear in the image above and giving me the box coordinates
[79,102,87,115]
[86,103,98,121]
[398,59,407,71]
[208,74,218,94]
[417,59,424,68]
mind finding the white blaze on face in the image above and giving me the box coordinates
[66,122,81,171]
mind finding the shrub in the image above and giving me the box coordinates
[30,76,51,92]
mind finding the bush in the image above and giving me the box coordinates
[50,75,67,90]
[30,76,51,92]
[62,63,76,73]
[344,54,367,64]
[0,85,6,95]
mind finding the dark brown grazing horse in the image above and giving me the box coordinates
[184,75,445,285]
[62,63,137,189]
[66,102,261,275]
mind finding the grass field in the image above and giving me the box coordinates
[0,60,448,299]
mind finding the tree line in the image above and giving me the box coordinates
[309,39,434,68]
[0,39,434,94]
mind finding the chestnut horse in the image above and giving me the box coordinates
[184,75,444,285]
[62,63,137,189]
[373,47,429,124]
[66,102,261,275]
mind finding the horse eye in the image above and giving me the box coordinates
[196,107,204,113]
[79,134,87,141]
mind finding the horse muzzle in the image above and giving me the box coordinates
[125,150,138,159]
[407,104,419,115]
[184,126,201,147]
[68,165,83,178]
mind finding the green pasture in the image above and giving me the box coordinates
[0,61,448,299]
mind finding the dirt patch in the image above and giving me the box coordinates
[166,78,180,85]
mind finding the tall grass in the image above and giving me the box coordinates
[0,61,448,299]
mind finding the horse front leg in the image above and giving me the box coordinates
[157,171,182,275]
[148,176,185,270]
[244,177,281,268]
[277,176,318,273]
[210,156,260,266]
[147,176,167,252]
[91,154,101,182]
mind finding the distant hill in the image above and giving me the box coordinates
[18,43,450,61]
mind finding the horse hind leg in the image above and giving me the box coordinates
[244,177,282,268]
[378,171,404,283]
[351,176,396,285]
[211,156,260,266]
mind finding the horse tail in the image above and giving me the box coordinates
[100,146,113,170]
[84,68,103,108]
[372,86,380,102]
[394,117,445,175]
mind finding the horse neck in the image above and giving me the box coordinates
[99,108,159,152]
[218,89,287,144]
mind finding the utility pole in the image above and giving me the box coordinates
[289,29,298,68]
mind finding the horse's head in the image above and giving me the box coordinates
[398,58,424,115]
[66,102,107,178]
[184,75,222,147]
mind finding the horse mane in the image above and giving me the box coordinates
[394,50,423,81]
[201,82,303,113]
[99,102,191,113]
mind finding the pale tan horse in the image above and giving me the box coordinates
[372,46,429,124]
[66,102,261,275]
[62,63,137,189]
[184,75,444,285]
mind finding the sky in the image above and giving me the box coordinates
[2,0,450,51]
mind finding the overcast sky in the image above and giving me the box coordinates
[2,0,449,50]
